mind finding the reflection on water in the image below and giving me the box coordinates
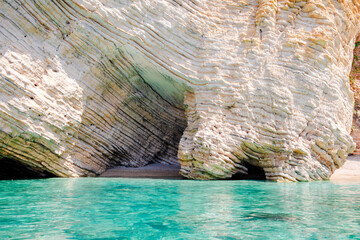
[243,212,299,221]
[0,179,359,239]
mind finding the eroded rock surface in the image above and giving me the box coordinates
[0,0,359,181]
[350,38,360,154]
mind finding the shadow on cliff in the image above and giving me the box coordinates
[229,162,266,180]
[0,157,56,180]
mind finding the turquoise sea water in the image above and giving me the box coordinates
[0,178,359,239]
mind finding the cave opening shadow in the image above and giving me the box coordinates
[229,162,266,180]
[0,158,56,180]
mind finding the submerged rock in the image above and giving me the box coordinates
[0,0,359,181]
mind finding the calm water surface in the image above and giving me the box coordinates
[0,178,359,239]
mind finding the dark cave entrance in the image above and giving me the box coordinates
[229,162,266,180]
[0,158,56,180]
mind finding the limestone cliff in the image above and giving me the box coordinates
[0,0,359,181]
[350,39,360,154]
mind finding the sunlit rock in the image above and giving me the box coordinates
[0,0,359,181]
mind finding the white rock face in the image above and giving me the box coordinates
[0,0,359,180]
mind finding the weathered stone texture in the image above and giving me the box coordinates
[0,0,359,181]
[350,39,360,155]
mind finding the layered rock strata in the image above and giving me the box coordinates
[350,39,360,154]
[0,0,359,181]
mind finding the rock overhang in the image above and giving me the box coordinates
[0,0,359,181]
